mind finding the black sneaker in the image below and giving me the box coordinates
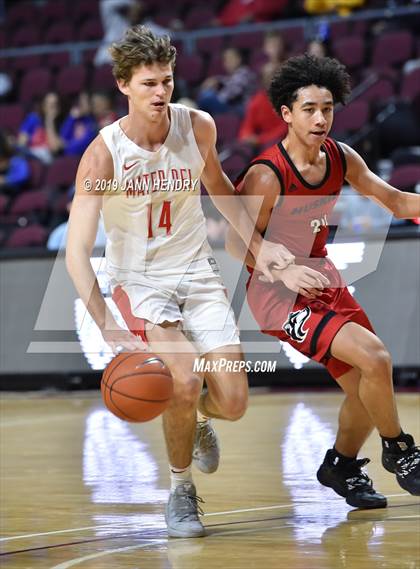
[317,449,387,509]
[382,433,420,495]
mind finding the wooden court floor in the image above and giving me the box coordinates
[1,390,419,569]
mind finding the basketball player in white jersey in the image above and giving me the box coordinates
[66,26,294,538]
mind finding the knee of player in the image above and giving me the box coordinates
[172,374,202,406]
[220,394,248,421]
[363,346,392,378]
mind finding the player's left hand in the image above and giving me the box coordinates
[254,239,295,282]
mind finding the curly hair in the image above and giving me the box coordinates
[109,25,177,84]
[269,54,351,113]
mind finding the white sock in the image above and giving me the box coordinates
[169,464,193,491]
[197,409,209,423]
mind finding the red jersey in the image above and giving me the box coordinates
[235,137,346,258]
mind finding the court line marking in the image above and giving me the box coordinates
[47,512,420,569]
[0,523,141,542]
[381,515,420,520]
[49,540,167,569]
[0,415,82,428]
[0,493,412,543]
[49,524,294,569]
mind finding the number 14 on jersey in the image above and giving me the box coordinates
[147,201,172,238]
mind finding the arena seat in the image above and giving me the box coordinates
[5,224,48,248]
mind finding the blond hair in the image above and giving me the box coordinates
[109,25,176,84]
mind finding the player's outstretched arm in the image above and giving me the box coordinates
[191,110,294,280]
[66,136,146,353]
[228,164,329,298]
[341,143,420,219]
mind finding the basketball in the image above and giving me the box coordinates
[101,352,173,422]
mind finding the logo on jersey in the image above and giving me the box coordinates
[208,257,220,274]
[123,160,140,171]
[282,307,311,343]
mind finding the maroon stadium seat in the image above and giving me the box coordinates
[176,54,204,85]
[154,9,179,28]
[184,7,217,30]
[45,22,75,44]
[91,65,116,91]
[10,190,50,217]
[359,78,395,105]
[332,100,369,134]
[0,104,24,134]
[388,165,420,191]
[19,68,53,104]
[6,225,48,248]
[39,0,69,26]
[45,156,79,189]
[221,153,247,180]
[83,49,97,64]
[214,114,241,147]
[281,26,305,48]
[71,0,100,24]
[229,31,264,50]
[249,50,269,73]
[0,195,9,215]
[28,160,46,190]
[332,37,365,69]
[7,3,39,28]
[371,30,414,68]
[196,36,225,55]
[330,20,367,42]
[11,26,41,48]
[207,53,226,76]
[401,68,420,101]
[55,65,87,97]
[46,52,71,69]
[11,55,42,72]
[78,19,103,42]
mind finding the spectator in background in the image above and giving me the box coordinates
[94,0,170,66]
[262,30,287,68]
[18,92,64,164]
[59,92,98,157]
[198,47,255,115]
[307,38,328,58]
[91,91,118,129]
[304,0,365,17]
[0,130,30,195]
[239,63,287,148]
[217,0,289,26]
[47,186,107,251]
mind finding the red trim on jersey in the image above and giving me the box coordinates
[112,286,148,344]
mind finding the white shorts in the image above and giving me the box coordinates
[111,273,240,355]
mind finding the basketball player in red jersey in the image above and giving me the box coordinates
[227,54,420,508]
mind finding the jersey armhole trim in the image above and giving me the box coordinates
[235,159,285,199]
[335,140,347,182]
[251,159,285,197]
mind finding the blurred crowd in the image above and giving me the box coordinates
[0,0,419,249]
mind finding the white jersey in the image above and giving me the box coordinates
[100,104,214,284]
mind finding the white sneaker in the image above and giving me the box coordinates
[192,420,220,474]
[165,482,205,538]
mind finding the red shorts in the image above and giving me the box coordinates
[246,258,375,379]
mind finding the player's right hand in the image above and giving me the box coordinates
[259,264,330,299]
[101,325,149,354]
